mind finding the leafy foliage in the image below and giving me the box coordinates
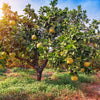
[0,0,100,81]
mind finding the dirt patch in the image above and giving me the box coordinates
[79,72,100,100]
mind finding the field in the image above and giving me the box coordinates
[0,68,100,100]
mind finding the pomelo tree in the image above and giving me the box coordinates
[0,0,100,81]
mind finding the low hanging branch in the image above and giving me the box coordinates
[40,59,48,72]
[15,55,39,70]
[15,55,48,72]
[16,55,48,81]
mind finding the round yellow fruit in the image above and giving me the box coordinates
[71,75,78,81]
[81,68,85,72]
[9,20,15,25]
[9,52,16,58]
[31,35,37,40]
[87,41,91,45]
[49,27,55,34]
[1,52,6,56]
[57,68,59,70]
[30,59,33,62]
[0,35,2,40]
[67,58,73,64]
[22,54,25,58]
[34,24,39,28]
[0,65,3,69]
[37,42,42,48]
[26,47,29,51]
[84,62,91,67]
[93,43,97,48]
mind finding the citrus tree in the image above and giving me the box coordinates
[0,0,100,81]
[38,0,100,77]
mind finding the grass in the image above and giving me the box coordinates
[0,67,96,100]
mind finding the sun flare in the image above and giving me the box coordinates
[0,10,3,18]
[0,2,3,19]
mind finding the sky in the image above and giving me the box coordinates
[0,0,100,20]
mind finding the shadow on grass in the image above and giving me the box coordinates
[0,68,7,76]
[11,67,37,75]
[0,92,29,100]
[44,72,94,90]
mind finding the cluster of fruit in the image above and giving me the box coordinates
[66,58,95,81]
[31,27,55,48]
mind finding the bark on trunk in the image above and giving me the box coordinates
[37,71,42,81]
[36,59,48,81]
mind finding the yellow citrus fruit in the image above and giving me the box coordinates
[62,64,66,68]
[71,75,78,81]
[0,35,2,40]
[30,59,33,62]
[81,68,85,72]
[9,20,15,25]
[26,47,29,51]
[22,54,25,58]
[37,42,42,48]
[31,35,37,40]
[9,52,16,58]
[84,62,91,67]
[0,65,3,69]
[49,27,55,34]
[57,68,59,70]
[87,41,91,45]
[34,24,39,28]
[93,43,97,48]
[1,52,6,56]
[67,58,73,64]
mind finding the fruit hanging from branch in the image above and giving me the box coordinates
[9,20,15,25]
[84,62,91,67]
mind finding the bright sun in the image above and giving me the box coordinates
[0,2,3,19]
[0,10,3,19]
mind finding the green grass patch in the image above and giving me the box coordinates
[0,67,96,100]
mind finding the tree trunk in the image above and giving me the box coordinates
[36,59,48,81]
[37,71,42,81]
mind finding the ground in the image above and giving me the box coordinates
[0,68,100,100]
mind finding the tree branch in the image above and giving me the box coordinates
[15,55,39,70]
[40,59,48,72]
